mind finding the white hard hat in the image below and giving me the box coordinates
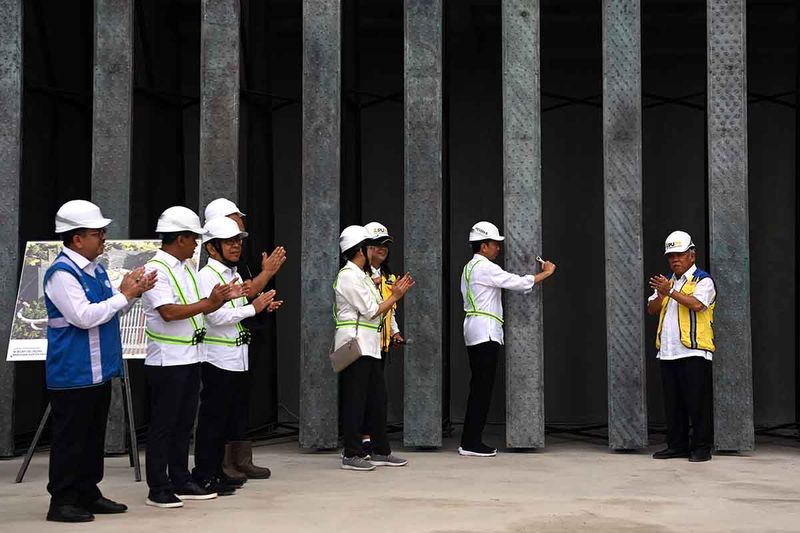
[204,198,245,222]
[54,200,112,234]
[469,221,505,242]
[202,216,249,243]
[156,206,207,235]
[364,221,393,243]
[339,225,371,253]
[664,230,695,255]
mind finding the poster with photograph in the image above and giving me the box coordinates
[6,240,201,362]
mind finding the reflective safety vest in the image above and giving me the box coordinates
[378,272,397,352]
[463,258,504,325]
[332,267,383,332]
[202,264,251,347]
[145,259,206,345]
[43,253,123,389]
[656,268,716,353]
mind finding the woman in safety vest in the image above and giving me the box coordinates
[334,225,414,471]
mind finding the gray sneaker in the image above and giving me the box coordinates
[369,454,408,467]
[341,456,376,471]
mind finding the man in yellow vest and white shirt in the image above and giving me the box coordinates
[648,230,716,463]
[459,221,556,457]
[142,207,237,508]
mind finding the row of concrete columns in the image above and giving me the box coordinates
[0,0,753,456]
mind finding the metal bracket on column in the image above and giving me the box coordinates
[707,0,754,452]
[404,0,443,448]
[602,0,647,450]
[0,0,22,458]
[502,0,544,449]
[300,0,340,449]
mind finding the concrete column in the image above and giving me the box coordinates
[0,0,21,457]
[403,0,443,448]
[602,0,647,450]
[707,0,754,451]
[300,0,340,449]
[92,0,134,455]
[501,0,544,449]
[199,0,240,213]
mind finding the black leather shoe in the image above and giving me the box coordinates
[84,497,128,514]
[652,447,690,459]
[220,473,246,488]
[689,448,712,462]
[46,504,94,523]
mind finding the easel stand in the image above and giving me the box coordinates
[16,361,141,482]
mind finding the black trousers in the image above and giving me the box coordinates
[47,381,112,506]
[194,362,239,480]
[360,352,388,436]
[340,356,390,458]
[660,356,713,452]
[226,367,250,442]
[461,341,500,448]
[145,363,201,492]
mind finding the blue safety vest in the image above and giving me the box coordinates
[43,252,123,389]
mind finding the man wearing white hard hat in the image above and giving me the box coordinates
[141,206,238,508]
[459,221,556,457]
[44,200,157,522]
[647,230,716,463]
[204,198,286,480]
[334,226,414,471]
[192,217,283,493]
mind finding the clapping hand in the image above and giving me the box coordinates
[649,275,672,297]
[261,246,287,277]
[120,267,157,300]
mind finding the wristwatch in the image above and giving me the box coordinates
[668,288,675,296]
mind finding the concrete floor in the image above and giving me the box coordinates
[1,435,799,533]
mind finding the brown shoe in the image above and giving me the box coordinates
[232,441,271,479]
[223,443,248,483]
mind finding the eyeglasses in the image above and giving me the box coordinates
[221,237,243,246]
[84,228,107,238]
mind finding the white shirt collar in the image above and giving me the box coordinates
[678,263,697,281]
[61,246,94,271]
[207,257,237,276]
[345,260,367,275]
[154,248,184,268]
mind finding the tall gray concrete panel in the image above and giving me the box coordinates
[300,0,340,449]
[199,0,240,213]
[92,0,134,455]
[602,0,647,450]
[501,0,544,449]
[0,0,21,458]
[707,0,754,451]
[404,0,443,447]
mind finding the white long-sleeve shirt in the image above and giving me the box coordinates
[460,254,536,346]
[199,258,256,371]
[648,263,716,361]
[333,261,383,358]
[44,247,132,330]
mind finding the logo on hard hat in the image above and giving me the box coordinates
[474,226,488,236]
[666,240,682,248]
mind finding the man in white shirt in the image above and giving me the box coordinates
[647,230,716,462]
[459,221,555,457]
[43,200,156,523]
[192,217,281,492]
[204,198,286,480]
[141,206,236,508]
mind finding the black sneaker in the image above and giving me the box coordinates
[194,477,235,497]
[458,443,497,457]
[46,504,94,522]
[145,491,184,509]
[174,480,218,500]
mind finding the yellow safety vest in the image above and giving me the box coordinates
[377,272,397,352]
[655,268,716,353]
